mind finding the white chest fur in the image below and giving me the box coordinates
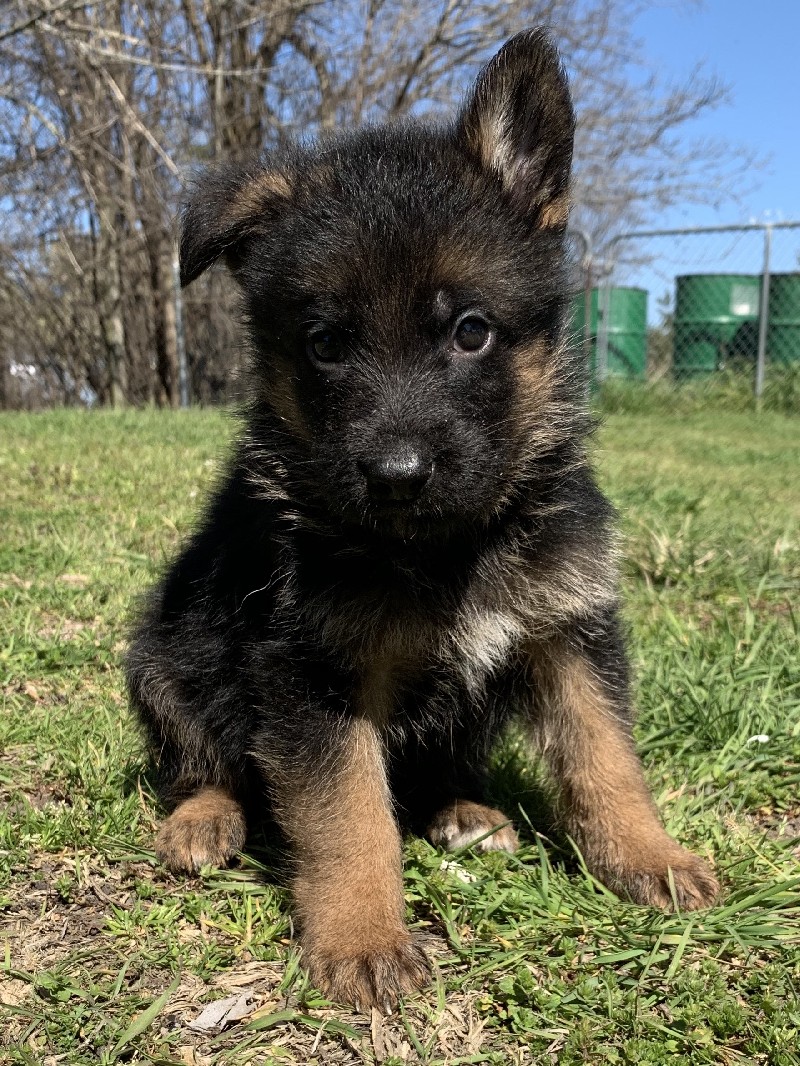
[450,607,526,690]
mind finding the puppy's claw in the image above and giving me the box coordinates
[155,787,246,874]
[602,845,719,912]
[427,800,519,854]
[308,935,431,1011]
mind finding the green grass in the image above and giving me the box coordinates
[596,366,800,417]
[1,408,799,1065]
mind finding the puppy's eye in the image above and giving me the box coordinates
[453,314,491,354]
[307,327,343,363]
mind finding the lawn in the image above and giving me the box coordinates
[1,408,799,1065]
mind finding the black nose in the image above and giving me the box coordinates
[359,448,433,502]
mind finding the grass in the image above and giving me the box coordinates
[1,407,799,1065]
[596,365,800,417]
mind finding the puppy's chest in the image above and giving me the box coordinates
[306,572,530,696]
[352,602,525,731]
[286,532,615,696]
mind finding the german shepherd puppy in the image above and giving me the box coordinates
[127,29,718,1010]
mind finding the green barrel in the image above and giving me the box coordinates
[570,286,648,380]
[767,273,800,365]
[674,274,760,377]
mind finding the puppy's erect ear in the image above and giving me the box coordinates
[179,161,292,287]
[458,29,575,229]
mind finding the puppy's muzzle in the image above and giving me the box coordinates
[359,447,433,503]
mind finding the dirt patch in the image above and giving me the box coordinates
[746,806,800,859]
[36,613,93,641]
[2,857,502,1064]
[4,857,126,974]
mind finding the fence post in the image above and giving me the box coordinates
[568,227,594,398]
[583,257,593,396]
[755,224,772,406]
[596,263,612,384]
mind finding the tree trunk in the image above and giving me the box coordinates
[96,206,128,407]
[146,229,179,408]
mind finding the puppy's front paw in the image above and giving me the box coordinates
[306,934,431,1012]
[607,843,719,912]
[155,787,246,874]
[427,799,519,854]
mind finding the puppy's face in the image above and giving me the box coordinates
[181,31,580,539]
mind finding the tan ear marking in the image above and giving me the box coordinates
[458,30,574,225]
[469,106,515,178]
[537,191,571,229]
[228,169,292,225]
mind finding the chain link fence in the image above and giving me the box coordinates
[568,222,800,412]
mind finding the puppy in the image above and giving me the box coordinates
[127,29,718,1010]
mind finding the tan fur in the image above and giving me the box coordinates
[229,169,292,223]
[155,786,246,874]
[511,337,565,458]
[357,656,403,729]
[509,337,587,465]
[504,545,619,628]
[458,535,620,674]
[531,643,719,910]
[452,607,525,690]
[465,107,570,227]
[512,336,552,398]
[537,191,570,229]
[273,716,429,1008]
[431,238,499,291]
[466,103,515,182]
[427,799,519,854]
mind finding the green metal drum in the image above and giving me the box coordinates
[570,287,648,380]
[767,273,800,365]
[674,274,760,377]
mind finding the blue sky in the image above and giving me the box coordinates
[608,1,799,312]
[635,0,799,227]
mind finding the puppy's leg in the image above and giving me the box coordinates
[155,785,247,874]
[259,714,429,1010]
[427,799,519,854]
[390,709,518,853]
[529,625,718,910]
[127,650,249,875]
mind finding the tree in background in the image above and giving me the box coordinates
[0,0,744,407]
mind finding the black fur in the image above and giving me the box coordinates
[127,29,716,1009]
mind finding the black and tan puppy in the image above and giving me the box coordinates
[127,29,718,1009]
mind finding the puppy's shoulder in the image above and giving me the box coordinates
[473,462,619,628]
[152,455,288,621]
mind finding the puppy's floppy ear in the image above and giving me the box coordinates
[179,161,292,287]
[458,28,575,229]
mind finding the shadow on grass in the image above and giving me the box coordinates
[118,725,581,889]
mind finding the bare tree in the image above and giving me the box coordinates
[0,0,748,408]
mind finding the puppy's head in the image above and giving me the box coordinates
[182,29,583,540]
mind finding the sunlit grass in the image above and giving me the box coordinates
[1,408,798,1064]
